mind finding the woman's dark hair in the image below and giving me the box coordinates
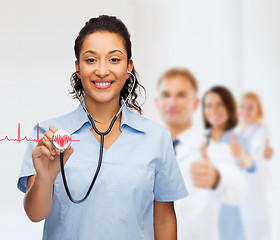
[202,86,238,130]
[69,15,145,114]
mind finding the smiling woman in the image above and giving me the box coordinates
[17,15,188,240]
[202,86,255,240]
[76,31,132,110]
[71,15,143,115]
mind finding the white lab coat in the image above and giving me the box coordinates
[235,124,276,240]
[174,127,248,240]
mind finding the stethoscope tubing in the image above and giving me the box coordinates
[60,115,118,204]
[59,71,135,203]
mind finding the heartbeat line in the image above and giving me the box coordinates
[0,123,80,143]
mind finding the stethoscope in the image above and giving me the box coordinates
[52,70,136,204]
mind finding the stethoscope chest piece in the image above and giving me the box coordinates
[52,130,72,151]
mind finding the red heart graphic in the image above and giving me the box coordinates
[53,134,71,148]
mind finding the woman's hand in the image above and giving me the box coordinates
[24,125,74,222]
[32,125,74,183]
[263,138,274,160]
[190,142,220,189]
[230,132,243,159]
[230,132,253,169]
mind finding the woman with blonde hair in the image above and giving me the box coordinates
[236,92,275,240]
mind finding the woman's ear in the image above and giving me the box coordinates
[126,59,133,79]
[75,60,81,78]
[126,59,134,76]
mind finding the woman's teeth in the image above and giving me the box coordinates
[94,82,111,86]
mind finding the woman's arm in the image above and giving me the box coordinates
[24,125,73,222]
[153,201,177,240]
[24,175,55,222]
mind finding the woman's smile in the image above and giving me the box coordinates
[91,80,115,89]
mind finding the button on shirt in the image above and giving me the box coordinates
[17,100,188,240]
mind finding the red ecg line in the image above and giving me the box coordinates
[0,123,80,143]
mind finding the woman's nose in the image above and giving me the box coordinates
[94,61,110,78]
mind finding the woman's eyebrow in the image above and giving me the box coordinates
[82,50,96,55]
[82,49,124,55]
[109,50,124,55]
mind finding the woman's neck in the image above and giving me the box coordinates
[84,94,121,123]
[239,121,255,133]
[239,124,249,135]
[210,126,225,142]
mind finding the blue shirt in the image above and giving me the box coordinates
[218,129,255,240]
[17,100,188,240]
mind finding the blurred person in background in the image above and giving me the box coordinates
[155,68,248,240]
[236,92,275,240]
[202,86,256,240]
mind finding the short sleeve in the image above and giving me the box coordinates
[17,124,45,193]
[153,131,188,202]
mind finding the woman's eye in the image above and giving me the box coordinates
[86,58,96,63]
[110,58,120,62]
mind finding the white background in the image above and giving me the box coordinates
[0,0,279,239]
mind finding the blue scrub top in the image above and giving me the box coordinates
[218,129,255,240]
[17,100,188,240]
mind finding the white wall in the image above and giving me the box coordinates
[0,0,279,239]
[241,0,280,235]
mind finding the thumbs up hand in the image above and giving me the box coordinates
[200,141,209,161]
[263,138,274,160]
[230,132,242,159]
[229,132,254,169]
[190,142,220,189]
